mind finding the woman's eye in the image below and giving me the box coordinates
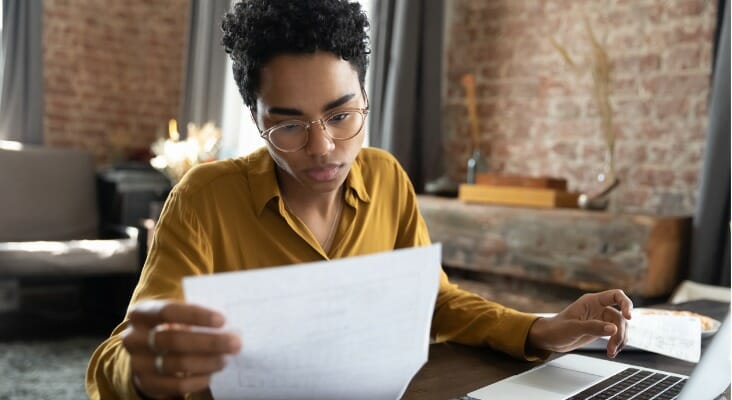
[329,113,350,122]
[281,124,301,131]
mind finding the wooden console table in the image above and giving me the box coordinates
[417,196,692,307]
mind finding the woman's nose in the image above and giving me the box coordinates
[305,121,335,156]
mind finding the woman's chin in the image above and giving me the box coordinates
[301,171,347,193]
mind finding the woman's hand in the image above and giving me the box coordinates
[527,289,633,358]
[121,300,241,399]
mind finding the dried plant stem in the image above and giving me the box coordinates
[585,18,615,173]
[551,16,615,174]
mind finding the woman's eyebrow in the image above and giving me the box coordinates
[267,93,356,117]
[322,93,355,112]
[267,106,302,116]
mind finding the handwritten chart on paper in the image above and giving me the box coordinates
[626,314,701,363]
[183,244,442,400]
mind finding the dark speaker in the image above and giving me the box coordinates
[97,166,171,227]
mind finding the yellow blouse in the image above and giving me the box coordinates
[86,147,544,400]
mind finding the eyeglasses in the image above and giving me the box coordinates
[258,97,369,153]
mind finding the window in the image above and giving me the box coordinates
[219,56,264,159]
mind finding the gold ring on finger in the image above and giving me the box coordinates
[147,328,159,354]
[148,324,173,355]
[154,354,165,375]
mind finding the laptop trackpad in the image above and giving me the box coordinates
[511,365,603,395]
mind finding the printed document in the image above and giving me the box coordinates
[626,314,701,362]
[183,244,442,400]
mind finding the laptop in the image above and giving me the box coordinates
[468,313,730,400]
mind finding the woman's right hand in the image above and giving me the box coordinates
[121,300,242,399]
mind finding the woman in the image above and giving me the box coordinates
[86,1,632,399]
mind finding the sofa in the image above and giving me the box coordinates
[0,141,140,333]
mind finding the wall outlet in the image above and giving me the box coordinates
[0,280,20,312]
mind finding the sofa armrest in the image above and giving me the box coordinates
[100,224,139,241]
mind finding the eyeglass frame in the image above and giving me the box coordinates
[253,89,370,153]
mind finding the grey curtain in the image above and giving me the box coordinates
[178,0,230,133]
[688,0,730,286]
[368,0,445,191]
[0,0,43,144]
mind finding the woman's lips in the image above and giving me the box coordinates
[305,164,341,182]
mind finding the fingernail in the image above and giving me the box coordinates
[211,313,225,326]
[229,336,242,351]
[604,325,615,334]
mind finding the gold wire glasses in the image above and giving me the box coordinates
[258,93,369,153]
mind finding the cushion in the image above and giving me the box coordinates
[0,238,138,276]
[0,144,99,241]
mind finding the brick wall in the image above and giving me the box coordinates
[443,0,717,214]
[43,0,190,164]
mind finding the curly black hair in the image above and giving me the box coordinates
[221,0,370,112]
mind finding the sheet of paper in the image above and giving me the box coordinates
[534,312,701,359]
[626,314,701,362]
[183,244,442,400]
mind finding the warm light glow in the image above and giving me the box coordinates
[0,141,23,151]
[168,119,180,141]
[151,120,221,183]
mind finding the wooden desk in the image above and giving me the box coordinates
[403,300,730,399]
[403,342,535,399]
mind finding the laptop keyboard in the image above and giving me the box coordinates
[566,368,687,400]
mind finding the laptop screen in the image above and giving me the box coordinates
[678,313,730,400]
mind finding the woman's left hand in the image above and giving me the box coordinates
[527,289,633,358]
